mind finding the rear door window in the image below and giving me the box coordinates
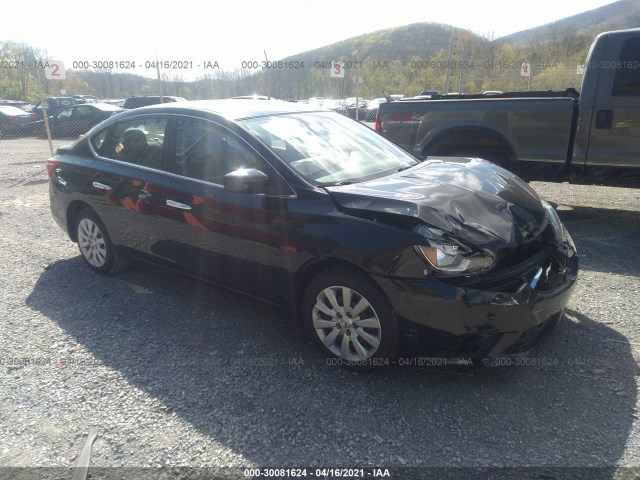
[101,117,168,170]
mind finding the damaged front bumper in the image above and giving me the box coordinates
[372,241,578,364]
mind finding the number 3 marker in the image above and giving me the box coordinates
[330,61,345,78]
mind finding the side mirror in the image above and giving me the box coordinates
[224,168,270,194]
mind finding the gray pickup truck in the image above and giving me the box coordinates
[376,28,640,185]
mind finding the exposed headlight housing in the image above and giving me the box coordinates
[414,225,496,276]
[542,200,576,252]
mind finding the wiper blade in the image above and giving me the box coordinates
[396,165,415,173]
[320,181,353,187]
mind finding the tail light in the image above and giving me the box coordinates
[46,158,60,177]
[8,116,18,122]
[374,112,381,132]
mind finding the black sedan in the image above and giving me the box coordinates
[0,105,38,137]
[47,100,578,368]
[40,102,123,138]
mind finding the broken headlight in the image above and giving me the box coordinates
[542,201,576,253]
[414,225,496,276]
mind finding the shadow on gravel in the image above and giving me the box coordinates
[556,205,640,277]
[26,257,638,472]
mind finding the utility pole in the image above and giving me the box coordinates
[355,55,360,121]
[155,52,163,103]
[458,43,466,94]
[444,34,455,94]
[264,50,270,99]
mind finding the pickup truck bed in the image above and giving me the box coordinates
[380,95,577,165]
[376,28,640,186]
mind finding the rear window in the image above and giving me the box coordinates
[49,98,74,107]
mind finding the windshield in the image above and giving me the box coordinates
[240,111,417,186]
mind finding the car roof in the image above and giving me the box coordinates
[123,99,323,120]
[59,102,118,110]
[0,105,30,115]
[85,102,122,110]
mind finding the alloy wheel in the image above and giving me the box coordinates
[312,285,382,361]
[77,218,107,268]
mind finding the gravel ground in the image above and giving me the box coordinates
[1,139,639,479]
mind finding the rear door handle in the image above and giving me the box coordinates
[166,199,192,210]
[595,109,613,129]
[92,181,112,191]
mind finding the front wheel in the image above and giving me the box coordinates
[75,208,129,275]
[303,268,398,369]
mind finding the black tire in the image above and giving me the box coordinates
[74,208,129,275]
[303,268,398,370]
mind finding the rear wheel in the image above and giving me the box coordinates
[75,208,128,275]
[303,268,398,370]
[426,132,514,171]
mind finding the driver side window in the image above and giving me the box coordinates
[174,118,263,184]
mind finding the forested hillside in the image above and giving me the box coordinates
[1,0,637,101]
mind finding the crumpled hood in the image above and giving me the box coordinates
[326,157,548,248]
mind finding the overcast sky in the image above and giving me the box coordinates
[3,0,619,77]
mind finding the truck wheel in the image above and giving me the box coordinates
[432,146,512,171]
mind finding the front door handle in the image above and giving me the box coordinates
[595,109,613,129]
[166,199,192,210]
[92,181,112,191]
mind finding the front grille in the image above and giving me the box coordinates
[494,223,554,270]
[440,223,560,293]
[443,245,551,293]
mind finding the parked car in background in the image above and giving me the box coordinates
[345,97,368,119]
[322,99,348,115]
[230,95,271,100]
[364,98,387,121]
[308,97,324,107]
[0,105,38,137]
[101,99,126,107]
[72,95,100,104]
[0,100,35,112]
[33,97,76,120]
[47,99,578,368]
[122,95,187,109]
[39,102,123,138]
